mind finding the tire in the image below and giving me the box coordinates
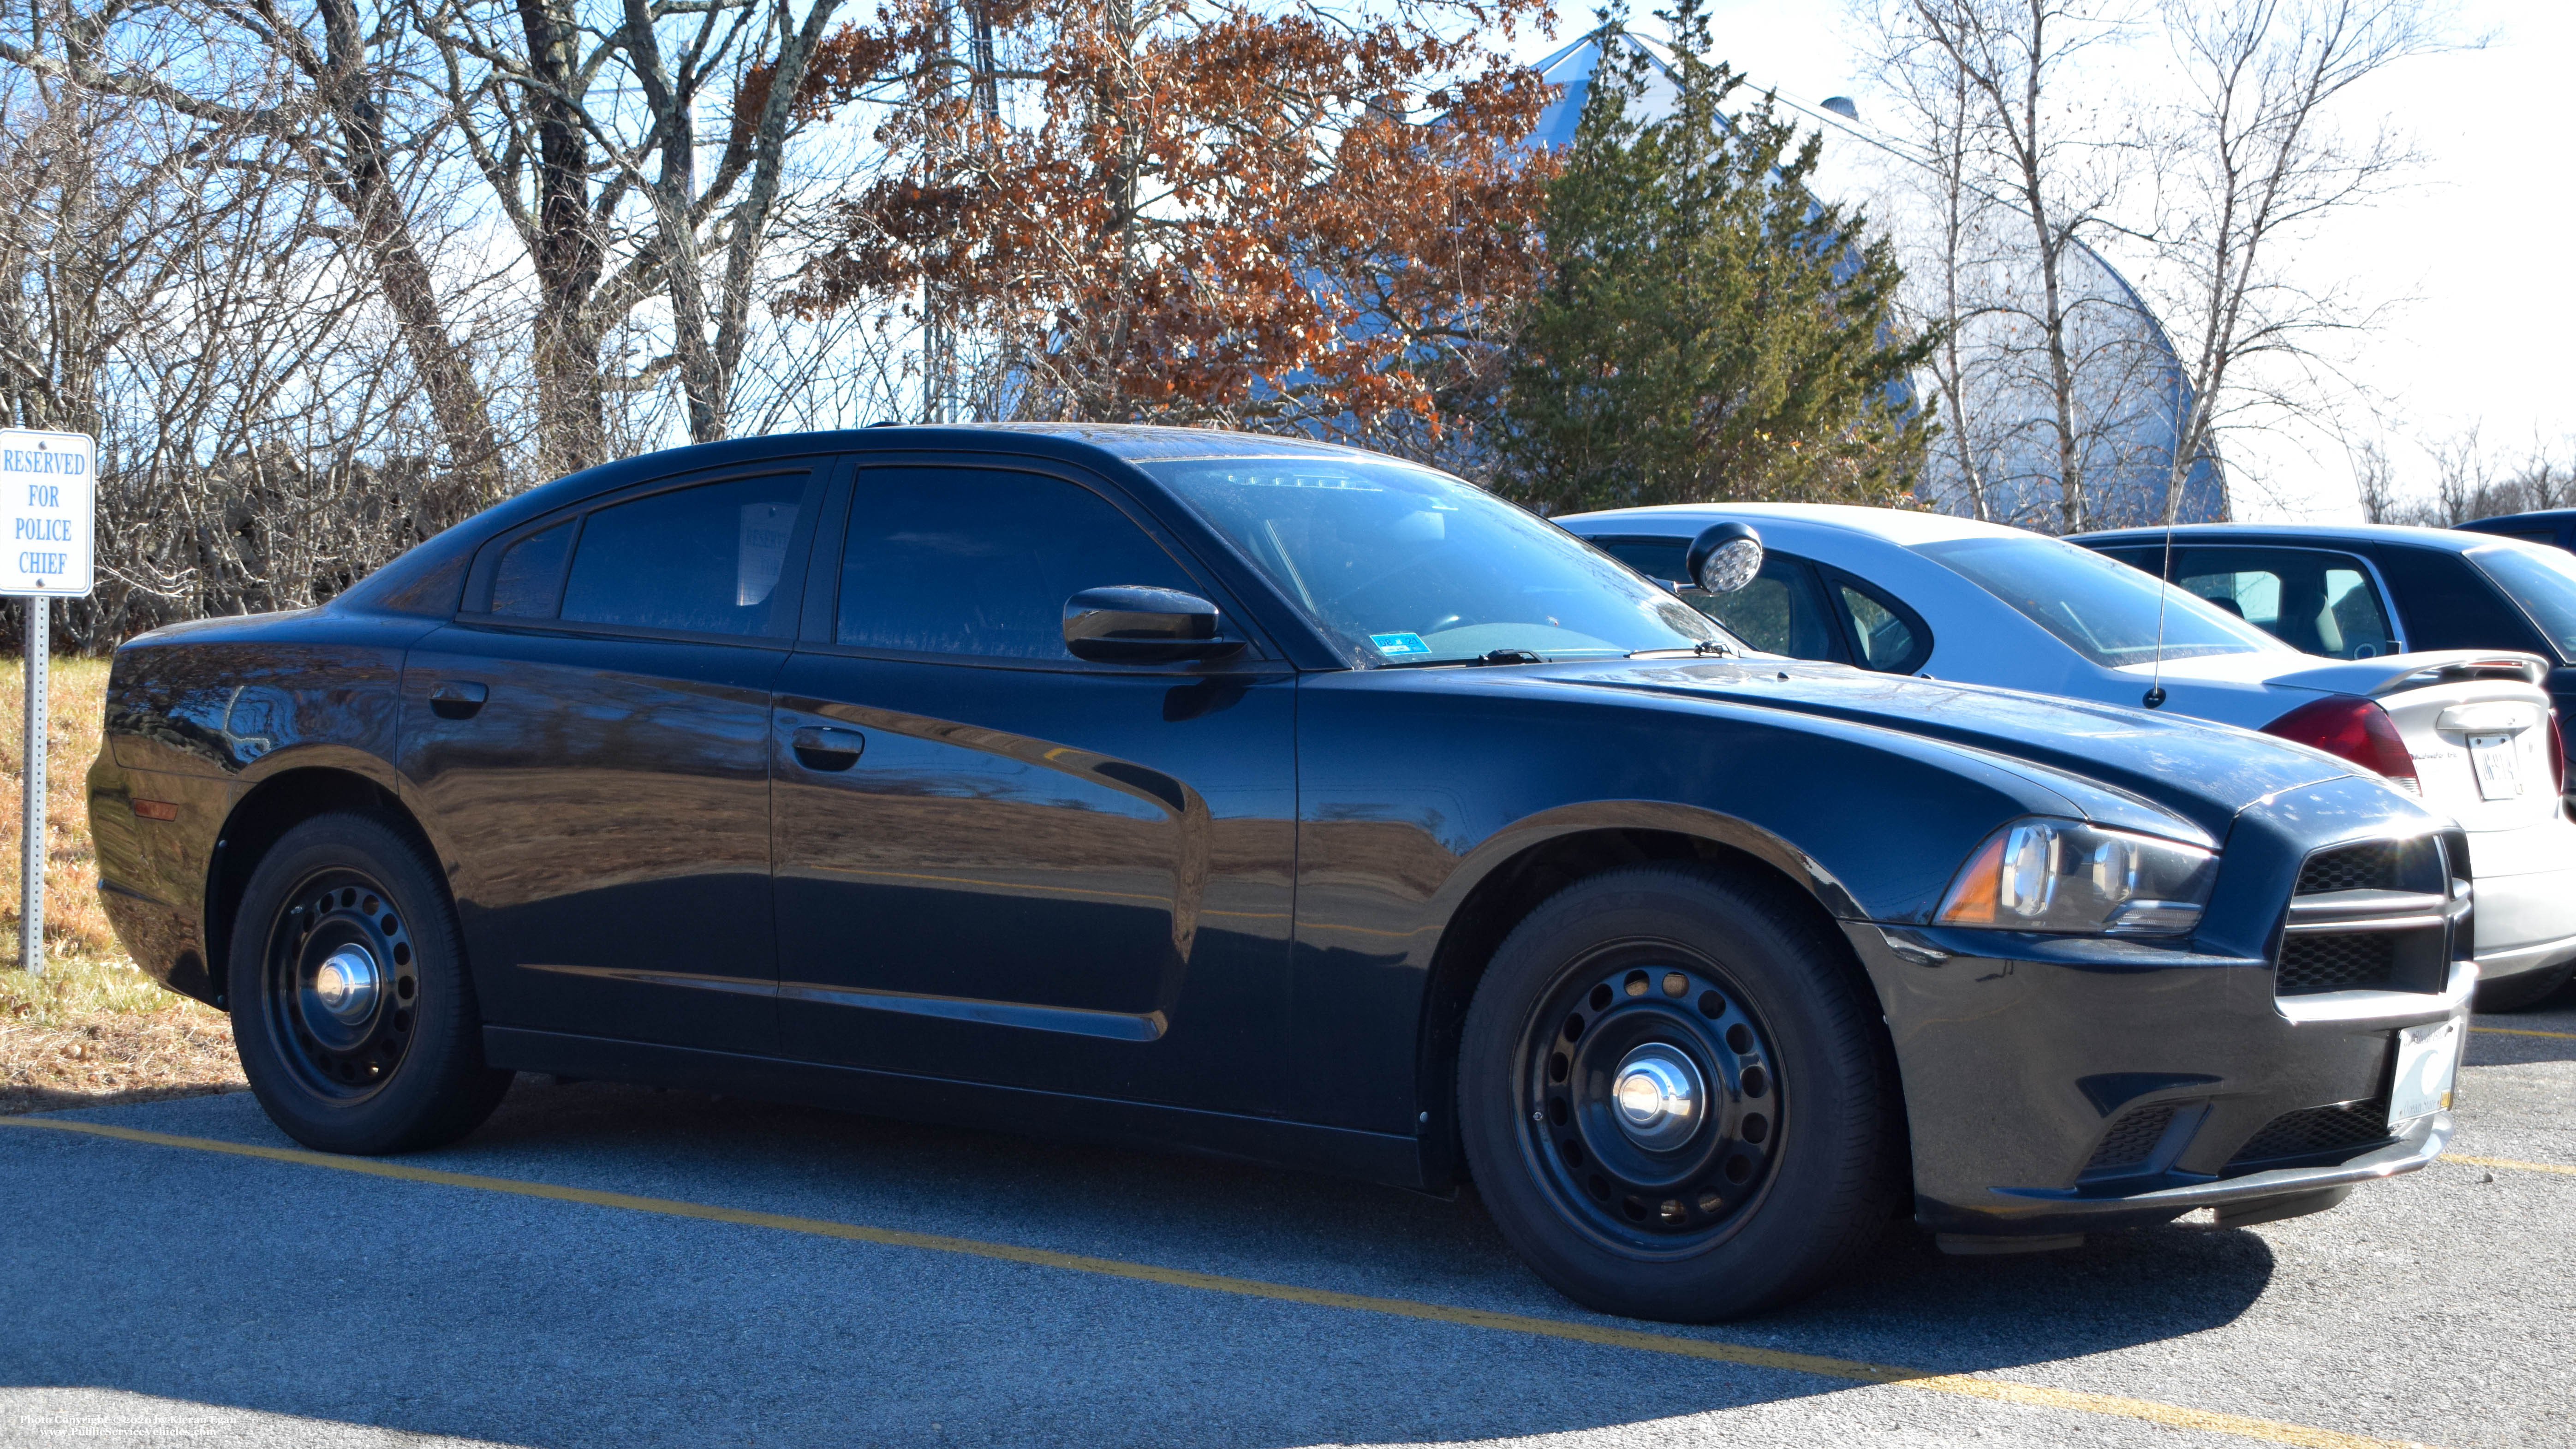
[228,812,512,1154]
[2474,959,2576,1014]
[1458,864,1899,1322]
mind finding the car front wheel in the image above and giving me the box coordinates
[229,812,512,1154]
[1459,864,1899,1321]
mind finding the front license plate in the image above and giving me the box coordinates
[2468,732,2524,800]
[2389,1018,2463,1128]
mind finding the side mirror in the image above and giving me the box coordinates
[1064,586,1245,663]
[1687,521,1765,594]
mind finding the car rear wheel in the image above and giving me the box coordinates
[229,812,512,1154]
[1458,864,1899,1321]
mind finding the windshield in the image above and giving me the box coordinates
[2469,544,2576,658]
[1143,458,1736,665]
[1917,535,2290,667]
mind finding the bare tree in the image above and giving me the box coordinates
[1862,15,2008,519]
[414,0,865,474]
[2,0,491,644]
[2,0,504,483]
[1868,0,2146,532]
[2143,0,2447,527]
[1860,0,2209,533]
[2368,427,2576,526]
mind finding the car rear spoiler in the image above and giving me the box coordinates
[2266,650,2550,698]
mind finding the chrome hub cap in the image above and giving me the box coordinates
[267,871,419,1098]
[1611,1044,1702,1151]
[312,947,380,1022]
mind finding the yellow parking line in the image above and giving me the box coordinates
[0,1115,2433,1449]
[2446,1153,2576,1177]
[2470,1025,2576,1040]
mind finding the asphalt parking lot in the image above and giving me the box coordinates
[3,990,2569,1449]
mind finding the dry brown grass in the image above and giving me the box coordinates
[1,656,243,1114]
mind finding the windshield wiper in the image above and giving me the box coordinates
[1628,641,1736,659]
[1374,648,1551,670]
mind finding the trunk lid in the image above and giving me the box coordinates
[2269,651,2558,830]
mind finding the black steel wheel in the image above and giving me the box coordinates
[230,812,511,1154]
[1519,950,1784,1252]
[261,868,421,1100]
[1460,864,1900,1321]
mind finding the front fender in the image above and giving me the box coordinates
[1288,669,2109,1139]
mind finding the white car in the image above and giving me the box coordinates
[1560,503,2576,1009]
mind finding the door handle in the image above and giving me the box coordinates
[429,681,488,719]
[790,725,865,771]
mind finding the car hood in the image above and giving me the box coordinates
[1515,657,2355,843]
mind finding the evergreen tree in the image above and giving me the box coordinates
[1494,0,1933,513]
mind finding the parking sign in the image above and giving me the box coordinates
[0,428,95,597]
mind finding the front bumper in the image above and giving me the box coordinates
[1845,922,2473,1240]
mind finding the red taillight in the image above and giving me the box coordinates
[2263,694,2419,790]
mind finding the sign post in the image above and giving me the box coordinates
[1,428,96,976]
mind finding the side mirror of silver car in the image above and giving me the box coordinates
[1063,585,1246,663]
[1687,522,1765,594]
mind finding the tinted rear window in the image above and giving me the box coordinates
[2371,546,2548,654]
[2467,545,2576,659]
[489,522,572,617]
[558,475,806,636]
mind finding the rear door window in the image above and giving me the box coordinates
[2169,547,2397,659]
[556,473,811,638]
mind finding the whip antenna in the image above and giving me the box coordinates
[2143,465,2182,709]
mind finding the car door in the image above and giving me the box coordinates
[400,459,829,1054]
[768,459,1297,1112]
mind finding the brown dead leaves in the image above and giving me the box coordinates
[0,1002,242,1116]
[785,0,1558,440]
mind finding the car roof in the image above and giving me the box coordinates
[2456,510,2576,531]
[2066,521,2516,553]
[949,422,1401,463]
[1557,502,2025,547]
[338,423,1401,619]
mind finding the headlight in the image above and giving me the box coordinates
[1935,818,2215,936]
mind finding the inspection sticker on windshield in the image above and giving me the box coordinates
[1370,632,1431,657]
[2468,733,2524,800]
[2389,1017,2463,1129]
